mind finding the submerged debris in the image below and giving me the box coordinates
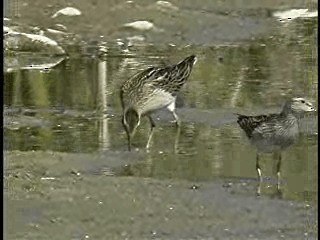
[127,35,145,46]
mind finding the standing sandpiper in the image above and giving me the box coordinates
[120,55,197,151]
[236,97,315,195]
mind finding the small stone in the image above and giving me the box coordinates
[70,170,81,176]
[190,184,200,190]
[123,21,154,31]
[52,7,82,18]
[222,182,232,188]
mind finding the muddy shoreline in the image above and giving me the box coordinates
[5,151,318,240]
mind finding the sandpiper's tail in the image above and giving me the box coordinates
[236,113,270,138]
[168,54,197,87]
[146,55,197,95]
[236,114,255,138]
[178,55,197,66]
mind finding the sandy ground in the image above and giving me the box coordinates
[5,151,318,240]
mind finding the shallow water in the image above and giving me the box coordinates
[4,17,318,204]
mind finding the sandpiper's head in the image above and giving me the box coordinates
[282,97,316,116]
[122,108,140,151]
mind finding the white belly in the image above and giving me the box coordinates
[138,89,176,114]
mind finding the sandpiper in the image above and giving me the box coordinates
[236,97,315,195]
[120,55,197,151]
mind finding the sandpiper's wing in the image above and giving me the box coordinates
[121,66,157,94]
[120,66,158,107]
[236,113,279,138]
[120,55,196,108]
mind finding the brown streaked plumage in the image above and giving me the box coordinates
[236,97,315,195]
[120,55,197,151]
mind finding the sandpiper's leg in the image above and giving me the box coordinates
[128,136,131,151]
[166,101,181,129]
[173,118,181,153]
[256,153,262,196]
[167,101,181,127]
[167,101,181,152]
[146,116,156,150]
[276,153,282,191]
[172,111,181,127]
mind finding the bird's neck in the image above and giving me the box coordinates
[280,111,299,127]
[280,107,301,120]
[280,105,292,116]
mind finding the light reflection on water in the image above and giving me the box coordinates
[4,19,318,203]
